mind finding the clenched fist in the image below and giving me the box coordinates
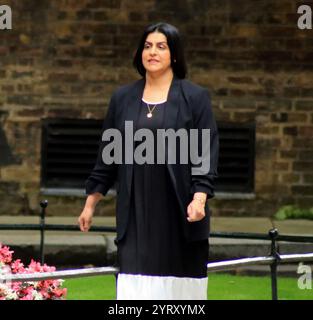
[187,199,206,222]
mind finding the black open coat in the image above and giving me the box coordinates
[85,75,219,243]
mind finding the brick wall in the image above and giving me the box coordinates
[0,0,312,216]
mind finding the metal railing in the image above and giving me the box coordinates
[1,200,313,300]
[1,252,313,300]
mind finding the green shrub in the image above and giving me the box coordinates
[274,205,313,220]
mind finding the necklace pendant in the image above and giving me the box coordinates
[147,112,152,118]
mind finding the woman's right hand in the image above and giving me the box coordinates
[78,207,94,232]
[78,193,103,232]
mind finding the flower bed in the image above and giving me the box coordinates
[0,243,67,300]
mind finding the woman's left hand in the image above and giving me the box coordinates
[187,199,206,222]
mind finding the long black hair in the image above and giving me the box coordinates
[133,22,187,79]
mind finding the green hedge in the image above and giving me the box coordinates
[274,205,313,220]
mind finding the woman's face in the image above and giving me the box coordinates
[142,32,172,76]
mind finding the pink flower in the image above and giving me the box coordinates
[49,287,67,299]
[11,259,25,273]
[0,244,67,300]
[19,291,34,300]
[0,243,14,264]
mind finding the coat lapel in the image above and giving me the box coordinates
[124,78,144,196]
[163,75,181,130]
[163,77,187,222]
[125,77,145,131]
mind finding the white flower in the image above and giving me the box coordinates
[0,265,12,281]
[32,290,43,300]
[0,283,17,299]
[0,283,10,294]
[5,291,18,300]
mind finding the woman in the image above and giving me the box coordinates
[78,22,219,300]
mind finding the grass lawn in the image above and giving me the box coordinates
[63,273,313,300]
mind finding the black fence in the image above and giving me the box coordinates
[1,200,313,300]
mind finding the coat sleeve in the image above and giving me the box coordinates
[190,88,219,199]
[85,92,118,196]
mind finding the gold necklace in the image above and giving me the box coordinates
[146,103,158,118]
